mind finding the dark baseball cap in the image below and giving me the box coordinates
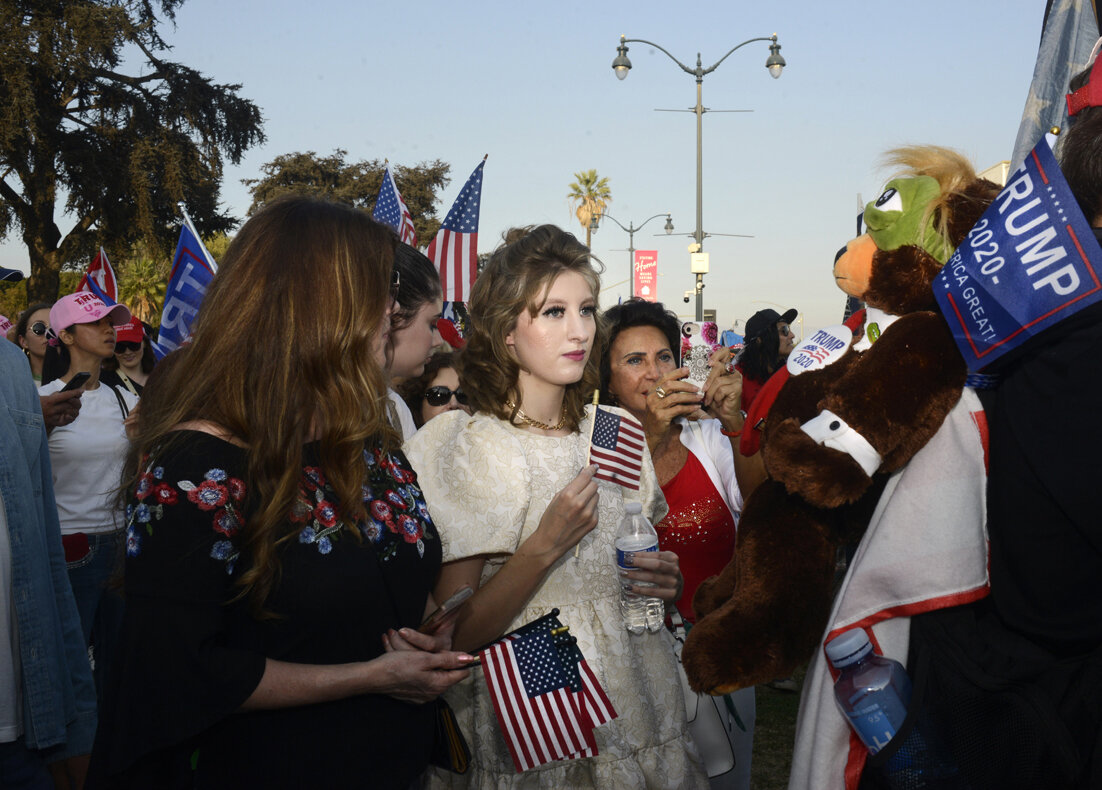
[745,307,798,340]
[0,266,25,282]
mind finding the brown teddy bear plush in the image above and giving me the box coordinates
[682,146,1001,695]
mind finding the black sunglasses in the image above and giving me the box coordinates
[115,341,142,353]
[390,269,401,300]
[30,321,48,336]
[424,386,468,407]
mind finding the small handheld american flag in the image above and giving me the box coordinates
[588,405,645,490]
[479,613,616,772]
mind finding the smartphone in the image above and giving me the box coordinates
[680,321,719,393]
[60,372,91,392]
[419,585,473,632]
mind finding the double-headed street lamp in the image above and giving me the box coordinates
[590,211,673,299]
[612,33,785,320]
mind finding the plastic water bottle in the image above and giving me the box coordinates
[615,502,664,634]
[826,629,912,755]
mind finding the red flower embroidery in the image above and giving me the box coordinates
[314,500,338,528]
[369,500,393,522]
[227,478,246,502]
[212,508,239,536]
[153,483,178,506]
[135,473,155,501]
[188,479,229,511]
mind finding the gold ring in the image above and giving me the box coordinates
[654,386,667,399]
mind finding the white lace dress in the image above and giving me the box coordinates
[406,406,708,789]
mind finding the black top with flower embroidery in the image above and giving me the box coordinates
[91,431,442,790]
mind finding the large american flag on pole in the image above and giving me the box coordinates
[589,406,645,490]
[372,163,418,246]
[427,157,485,303]
[77,247,118,303]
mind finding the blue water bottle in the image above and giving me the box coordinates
[825,628,912,755]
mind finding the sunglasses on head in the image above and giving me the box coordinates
[115,341,142,353]
[424,385,467,407]
[30,321,48,336]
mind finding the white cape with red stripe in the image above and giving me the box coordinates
[788,387,990,790]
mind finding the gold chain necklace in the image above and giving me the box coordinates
[505,399,568,431]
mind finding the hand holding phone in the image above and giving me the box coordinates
[419,585,473,633]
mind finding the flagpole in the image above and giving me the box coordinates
[576,390,602,558]
[177,202,218,273]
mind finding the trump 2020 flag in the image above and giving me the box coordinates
[151,220,217,360]
[77,247,118,303]
[934,133,1102,371]
[481,629,597,772]
[588,406,645,490]
[372,163,418,246]
[427,157,485,303]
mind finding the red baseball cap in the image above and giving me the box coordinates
[114,317,145,344]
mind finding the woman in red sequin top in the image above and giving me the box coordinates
[600,299,762,790]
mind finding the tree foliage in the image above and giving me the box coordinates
[0,0,265,302]
[243,150,451,243]
[568,169,612,247]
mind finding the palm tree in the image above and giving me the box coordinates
[116,242,169,326]
[567,170,612,247]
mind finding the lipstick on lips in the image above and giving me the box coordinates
[563,350,586,361]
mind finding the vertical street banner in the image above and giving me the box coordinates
[633,250,657,302]
[934,134,1102,371]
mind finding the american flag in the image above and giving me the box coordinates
[427,157,484,303]
[372,164,418,246]
[77,247,118,303]
[589,406,645,490]
[558,636,617,736]
[481,629,596,772]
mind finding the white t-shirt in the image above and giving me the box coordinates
[386,388,418,442]
[38,379,138,534]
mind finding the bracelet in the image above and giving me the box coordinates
[720,409,748,438]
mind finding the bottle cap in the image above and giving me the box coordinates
[624,502,642,515]
[824,628,873,669]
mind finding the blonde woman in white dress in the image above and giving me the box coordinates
[406,225,708,789]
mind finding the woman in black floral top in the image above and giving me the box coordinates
[88,197,474,790]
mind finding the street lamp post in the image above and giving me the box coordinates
[590,211,673,299]
[612,33,785,320]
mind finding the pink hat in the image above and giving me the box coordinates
[0,314,11,335]
[114,317,145,345]
[49,292,131,334]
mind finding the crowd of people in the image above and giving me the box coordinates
[1,54,1100,790]
[0,203,782,790]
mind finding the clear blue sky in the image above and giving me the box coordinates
[1,0,1053,337]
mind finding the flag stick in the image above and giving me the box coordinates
[576,390,601,558]
[177,202,218,272]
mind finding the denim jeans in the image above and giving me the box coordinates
[66,529,124,696]
[0,740,53,790]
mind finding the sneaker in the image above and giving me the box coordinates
[767,677,798,692]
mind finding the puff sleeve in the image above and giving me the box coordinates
[405,412,533,562]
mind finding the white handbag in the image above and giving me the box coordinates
[671,610,736,778]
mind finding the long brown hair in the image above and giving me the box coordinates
[123,196,400,612]
[459,224,604,432]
